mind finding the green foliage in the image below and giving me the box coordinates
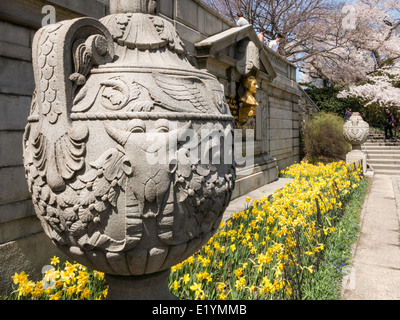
[303,112,351,164]
[302,85,364,118]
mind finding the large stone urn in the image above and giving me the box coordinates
[23,0,236,299]
[343,112,369,173]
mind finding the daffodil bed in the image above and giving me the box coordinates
[168,161,366,300]
[8,258,107,300]
[4,161,366,300]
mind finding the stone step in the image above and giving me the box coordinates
[367,136,386,140]
[364,149,400,153]
[367,137,399,141]
[366,142,400,145]
[364,142,400,146]
[367,163,400,171]
[369,169,400,176]
[364,143,400,148]
[361,136,400,176]
[367,159,400,165]
[367,154,400,160]
[363,152,400,157]
[363,143,400,147]
[361,146,400,153]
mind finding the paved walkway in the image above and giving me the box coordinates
[343,174,400,300]
[222,178,293,221]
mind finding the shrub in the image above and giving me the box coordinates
[303,112,351,164]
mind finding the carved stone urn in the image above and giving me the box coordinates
[23,0,235,299]
[343,112,369,173]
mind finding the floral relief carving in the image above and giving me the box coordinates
[100,78,141,111]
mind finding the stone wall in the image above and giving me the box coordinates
[0,0,301,294]
[158,0,234,53]
[267,75,301,171]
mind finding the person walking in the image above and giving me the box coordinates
[385,108,395,140]
[236,11,249,27]
[269,34,283,53]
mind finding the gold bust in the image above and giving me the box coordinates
[240,76,259,106]
[239,76,258,122]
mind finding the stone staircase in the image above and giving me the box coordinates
[362,134,400,175]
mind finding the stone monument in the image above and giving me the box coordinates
[23,0,236,299]
[343,112,369,173]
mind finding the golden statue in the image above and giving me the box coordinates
[239,76,258,123]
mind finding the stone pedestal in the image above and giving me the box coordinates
[105,270,177,300]
[346,146,367,173]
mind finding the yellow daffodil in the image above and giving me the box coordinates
[49,291,62,300]
[80,287,92,299]
[217,282,225,291]
[190,282,201,291]
[234,268,243,277]
[183,274,190,284]
[172,280,180,290]
[50,256,60,266]
[217,292,227,300]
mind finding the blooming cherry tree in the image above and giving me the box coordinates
[301,0,400,106]
[339,65,400,107]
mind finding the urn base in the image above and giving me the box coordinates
[346,149,367,174]
[105,269,177,300]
